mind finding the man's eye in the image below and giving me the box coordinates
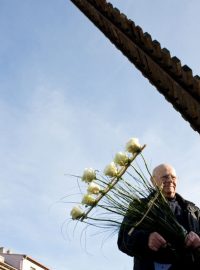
[161,175,176,180]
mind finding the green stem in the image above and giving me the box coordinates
[128,190,160,235]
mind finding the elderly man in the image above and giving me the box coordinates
[118,163,200,270]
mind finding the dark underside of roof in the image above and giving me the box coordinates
[71,0,200,135]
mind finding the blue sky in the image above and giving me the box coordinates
[0,0,200,269]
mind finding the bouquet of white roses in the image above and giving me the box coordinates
[68,137,187,249]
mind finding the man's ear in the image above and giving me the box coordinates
[151,176,156,186]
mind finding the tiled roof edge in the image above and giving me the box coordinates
[71,0,200,133]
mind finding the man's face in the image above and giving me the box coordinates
[152,165,177,199]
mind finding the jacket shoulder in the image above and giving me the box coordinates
[176,193,200,212]
[184,199,200,212]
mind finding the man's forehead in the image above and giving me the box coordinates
[153,164,176,176]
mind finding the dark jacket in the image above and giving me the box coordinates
[117,193,200,270]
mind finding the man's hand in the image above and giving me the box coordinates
[148,232,167,251]
[185,231,200,249]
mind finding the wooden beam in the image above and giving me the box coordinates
[71,0,200,134]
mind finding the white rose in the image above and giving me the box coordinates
[81,168,96,183]
[114,152,129,166]
[70,205,84,220]
[82,194,96,206]
[104,162,118,177]
[87,182,100,194]
[125,138,141,154]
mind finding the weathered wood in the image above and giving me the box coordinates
[152,40,162,60]
[70,0,200,134]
